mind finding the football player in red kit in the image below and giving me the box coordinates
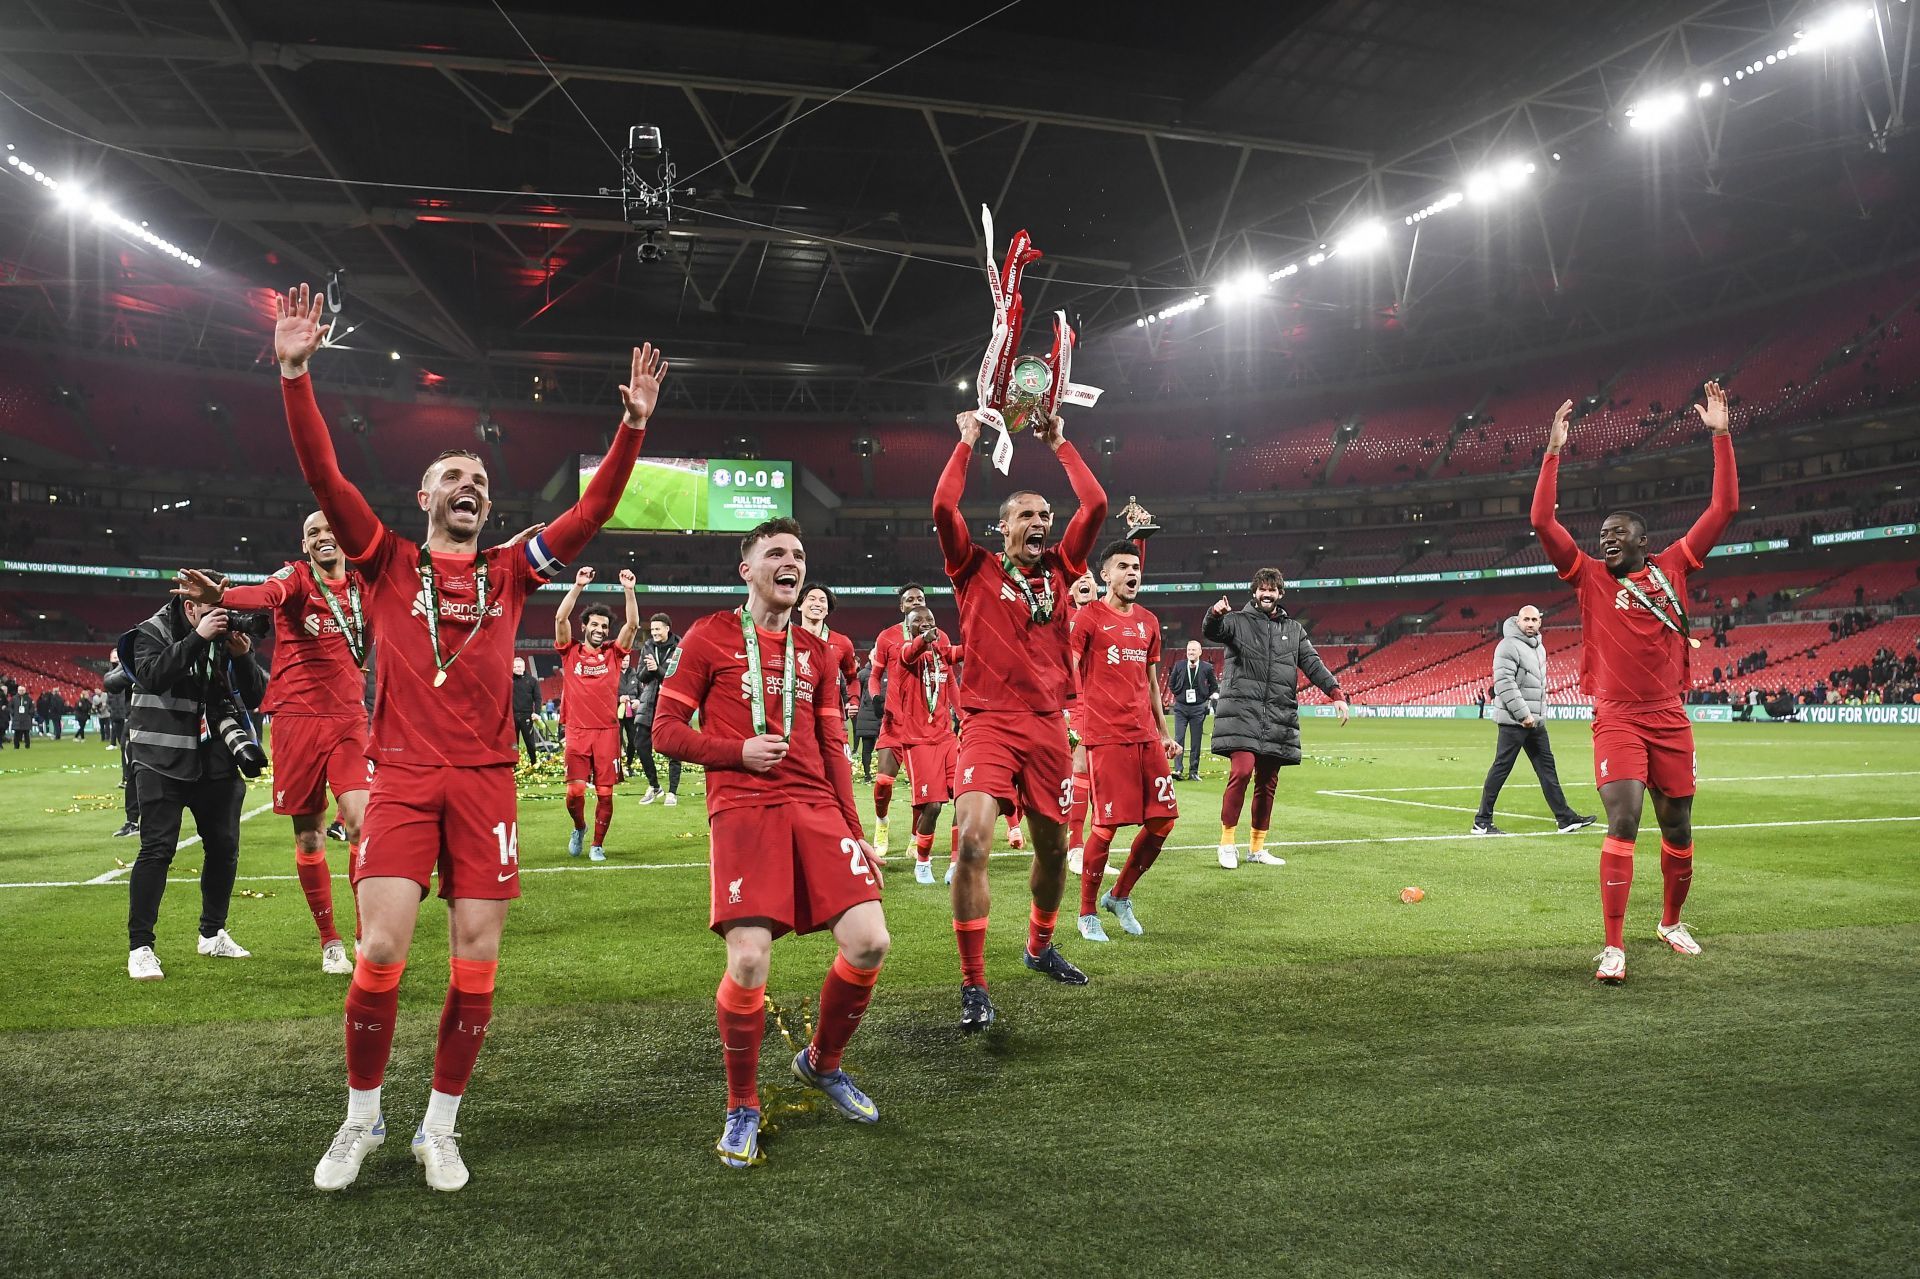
[933,409,1107,1033]
[1068,543,1179,941]
[1062,569,1097,872]
[866,582,926,856]
[554,565,639,861]
[257,284,665,1193]
[797,583,860,718]
[175,511,371,975]
[888,603,960,885]
[1531,382,1737,984]
[652,518,888,1169]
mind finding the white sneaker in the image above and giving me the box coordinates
[663,793,678,807]
[196,929,251,959]
[1218,844,1239,869]
[127,946,163,981]
[638,787,659,805]
[1245,849,1287,866]
[1594,945,1626,984]
[321,941,352,975]
[943,860,957,886]
[1066,845,1084,875]
[1656,921,1702,956]
[412,1124,470,1192]
[313,1115,385,1190]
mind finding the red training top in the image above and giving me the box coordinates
[281,371,644,766]
[1068,597,1164,745]
[932,439,1107,714]
[220,558,368,717]
[1531,432,1738,707]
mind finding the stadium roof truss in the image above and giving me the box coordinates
[0,0,1915,414]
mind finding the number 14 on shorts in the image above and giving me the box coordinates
[492,821,520,881]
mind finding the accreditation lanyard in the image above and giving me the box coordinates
[740,609,795,740]
[316,570,368,669]
[1618,562,1699,649]
[999,554,1054,624]
[417,546,491,687]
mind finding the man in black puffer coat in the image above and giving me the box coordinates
[1203,567,1350,870]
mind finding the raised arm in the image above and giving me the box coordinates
[1675,382,1739,562]
[535,345,668,571]
[276,285,382,560]
[1033,414,1108,575]
[1202,597,1235,645]
[934,413,981,575]
[616,570,640,649]
[1530,398,1581,576]
[554,566,592,647]
[171,568,293,611]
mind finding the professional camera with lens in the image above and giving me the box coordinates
[209,684,268,778]
[226,610,273,642]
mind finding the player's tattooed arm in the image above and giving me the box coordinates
[275,284,381,560]
[555,566,592,647]
[616,569,641,649]
[1530,399,1581,575]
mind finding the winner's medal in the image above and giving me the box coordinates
[418,547,491,688]
[1620,562,1700,648]
[973,205,1104,474]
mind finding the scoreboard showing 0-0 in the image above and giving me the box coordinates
[582,454,793,533]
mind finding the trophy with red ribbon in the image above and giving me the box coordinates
[973,205,1103,473]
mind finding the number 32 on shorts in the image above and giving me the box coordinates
[840,837,875,885]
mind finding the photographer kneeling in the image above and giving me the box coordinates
[118,578,269,981]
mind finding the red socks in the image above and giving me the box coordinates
[1601,837,1634,950]
[914,832,934,862]
[295,847,340,946]
[565,782,586,831]
[949,828,959,860]
[1080,827,1116,916]
[431,956,497,1096]
[1114,823,1170,899]
[716,973,766,1110]
[1026,904,1058,958]
[592,789,614,846]
[1068,773,1090,849]
[954,917,988,987]
[1660,840,1694,927]
[872,775,893,820]
[345,958,405,1090]
[809,954,882,1073]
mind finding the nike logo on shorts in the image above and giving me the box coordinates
[498,870,519,882]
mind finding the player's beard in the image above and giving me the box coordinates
[435,490,487,545]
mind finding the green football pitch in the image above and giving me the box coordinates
[2,720,1917,1277]
[605,457,707,532]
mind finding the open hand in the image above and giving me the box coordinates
[1547,399,1573,454]
[274,283,331,377]
[618,343,669,426]
[741,733,789,773]
[955,410,982,447]
[171,568,225,606]
[1695,379,1729,434]
[857,837,885,890]
[498,522,547,550]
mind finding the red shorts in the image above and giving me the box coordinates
[268,714,372,816]
[955,709,1074,823]
[1086,740,1178,829]
[564,725,621,786]
[900,737,959,805]
[355,762,521,901]
[876,720,901,754]
[1591,703,1697,797]
[708,802,880,937]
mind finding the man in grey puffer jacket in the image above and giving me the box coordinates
[1472,605,1594,835]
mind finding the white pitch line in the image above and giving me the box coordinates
[1328,769,1920,794]
[1318,789,1560,823]
[6,815,1919,890]
[77,800,278,886]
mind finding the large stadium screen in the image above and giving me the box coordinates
[581,455,793,532]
